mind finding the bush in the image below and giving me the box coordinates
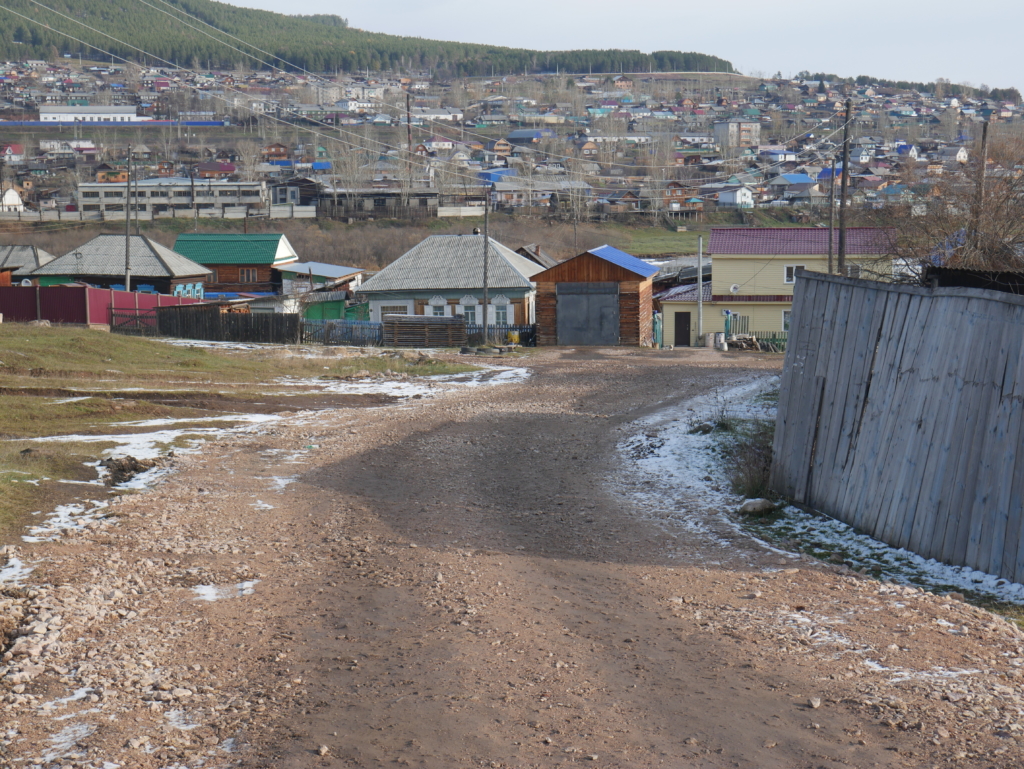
[725,419,775,499]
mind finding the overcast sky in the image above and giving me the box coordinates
[232,0,1020,91]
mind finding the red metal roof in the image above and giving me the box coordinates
[708,227,892,256]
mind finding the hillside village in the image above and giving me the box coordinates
[0,59,1019,220]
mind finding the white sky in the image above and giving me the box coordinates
[232,0,1020,92]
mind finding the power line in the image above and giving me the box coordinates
[1,0,856,209]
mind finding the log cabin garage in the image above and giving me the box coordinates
[534,245,658,346]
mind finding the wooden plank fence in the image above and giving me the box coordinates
[770,271,1024,583]
[382,315,467,348]
[155,306,300,344]
[302,319,382,346]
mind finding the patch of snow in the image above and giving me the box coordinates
[268,476,297,491]
[0,555,33,584]
[756,506,1024,604]
[39,687,94,712]
[165,709,200,730]
[23,500,109,543]
[191,580,259,601]
[251,500,275,510]
[48,396,92,405]
[25,413,283,460]
[862,659,981,684]
[615,376,783,554]
[40,722,95,763]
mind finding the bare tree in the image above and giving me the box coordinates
[234,139,261,182]
[865,138,1024,277]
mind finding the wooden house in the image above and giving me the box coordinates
[172,233,299,294]
[0,245,55,286]
[533,245,658,346]
[356,234,543,324]
[27,235,210,296]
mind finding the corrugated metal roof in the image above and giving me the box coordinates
[0,245,55,273]
[173,233,298,266]
[709,227,892,255]
[656,282,711,302]
[359,235,543,293]
[31,235,210,278]
[586,245,660,277]
[279,261,362,279]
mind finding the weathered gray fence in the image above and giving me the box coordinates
[156,306,301,344]
[771,271,1024,583]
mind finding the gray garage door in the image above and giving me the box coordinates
[556,282,619,345]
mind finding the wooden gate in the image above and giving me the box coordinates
[556,282,619,345]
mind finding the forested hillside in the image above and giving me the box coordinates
[0,0,734,76]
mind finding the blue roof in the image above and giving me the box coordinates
[780,173,815,184]
[586,245,659,277]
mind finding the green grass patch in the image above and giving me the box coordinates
[0,440,116,537]
[0,395,181,440]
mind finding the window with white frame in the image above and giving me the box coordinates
[432,305,446,316]
[462,306,477,324]
[783,310,792,332]
[784,265,806,284]
[494,305,508,324]
[845,263,862,279]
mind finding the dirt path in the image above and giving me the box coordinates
[3,348,1024,769]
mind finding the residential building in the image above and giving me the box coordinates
[712,118,761,149]
[76,178,267,215]
[356,234,543,323]
[172,233,299,295]
[657,227,892,346]
[39,105,152,123]
[0,244,55,286]
[27,234,210,296]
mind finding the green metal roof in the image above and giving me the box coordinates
[172,233,298,266]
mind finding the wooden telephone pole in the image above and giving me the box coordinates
[837,99,852,276]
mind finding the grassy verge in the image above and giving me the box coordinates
[0,439,117,536]
[0,325,479,543]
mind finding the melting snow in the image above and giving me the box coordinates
[40,723,95,763]
[192,580,259,601]
[25,413,283,460]
[23,500,109,543]
[0,555,33,584]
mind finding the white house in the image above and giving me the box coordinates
[717,186,754,209]
[39,106,152,123]
[0,188,25,213]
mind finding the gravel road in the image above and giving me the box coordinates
[3,347,1024,769]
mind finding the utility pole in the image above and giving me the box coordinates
[133,146,140,235]
[971,121,990,257]
[482,198,490,344]
[837,99,852,276]
[696,235,704,346]
[827,156,836,274]
[405,91,412,153]
[124,144,132,292]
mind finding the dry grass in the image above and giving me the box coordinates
[0,325,478,542]
[0,439,116,536]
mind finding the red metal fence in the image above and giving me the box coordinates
[0,286,200,325]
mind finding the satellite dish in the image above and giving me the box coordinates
[729,283,741,294]
[20,279,32,287]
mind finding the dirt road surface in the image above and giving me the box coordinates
[3,348,1024,769]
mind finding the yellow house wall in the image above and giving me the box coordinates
[712,255,832,295]
[662,300,792,346]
